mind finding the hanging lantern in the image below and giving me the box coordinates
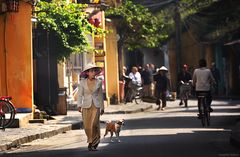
[94,18,101,27]
[88,18,95,25]
[6,0,19,12]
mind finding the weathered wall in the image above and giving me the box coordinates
[105,21,120,102]
[168,31,214,91]
[0,3,33,112]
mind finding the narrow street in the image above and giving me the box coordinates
[2,100,240,157]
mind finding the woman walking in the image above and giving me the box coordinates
[154,66,170,111]
[78,63,104,151]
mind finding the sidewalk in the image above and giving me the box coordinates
[0,102,153,151]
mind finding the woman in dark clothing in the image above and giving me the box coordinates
[154,66,170,111]
[177,64,192,107]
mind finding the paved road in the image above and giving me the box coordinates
[1,100,240,157]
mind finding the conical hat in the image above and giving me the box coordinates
[80,63,102,78]
[159,66,168,71]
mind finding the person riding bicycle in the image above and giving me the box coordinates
[127,66,142,102]
[192,59,216,118]
[177,64,192,107]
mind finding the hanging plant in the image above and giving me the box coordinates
[36,0,106,61]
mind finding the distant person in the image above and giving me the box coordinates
[177,64,192,107]
[138,65,143,74]
[154,66,170,111]
[141,64,153,97]
[193,59,216,118]
[78,63,104,151]
[119,66,128,81]
[120,66,131,102]
[129,66,142,86]
[123,66,142,102]
[149,63,156,74]
[149,63,156,96]
[210,62,221,95]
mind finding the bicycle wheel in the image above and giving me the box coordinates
[199,99,205,127]
[0,115,5,130]
[0,100,15,129]
[205,107,211,126]
[201,114,205,127]
[124,90,131,104]
[135,88,143,104]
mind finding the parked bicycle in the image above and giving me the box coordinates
[0,96,16,130]
[197,93,210,127]
[124,80,143,104]
[133,86,143,104]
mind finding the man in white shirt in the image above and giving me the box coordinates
[127,66,142,102]
[129,66,142,86]
[193,59,216,117]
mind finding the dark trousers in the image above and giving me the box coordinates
[196,91,212,113]
[155,90,167,108]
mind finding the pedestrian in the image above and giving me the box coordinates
[119,66,130,102]
[177,64,192,107]
[77,63,104,151]
[149,63,156,97]
[154,66,170,111]
[129,66,142,86]
[128,66,142,102]
[149,63,156,74]
[141,64,153,98]
[210,62,221,96]
[193,59,215,118]
[138,65,143,74]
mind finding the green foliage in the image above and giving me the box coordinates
[178,0,218,20]
[106,0,168,50]
[150,0,240,42]
[36,0,105,61]
[178,0,240,41]
[152,0,218,37]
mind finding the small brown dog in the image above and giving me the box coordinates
[103,119,124,142]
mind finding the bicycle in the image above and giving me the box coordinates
[124,82,143,104]
[133,86,143,104]
[179,80,192,107]
[0,96,16,130]
[197,93,210,127]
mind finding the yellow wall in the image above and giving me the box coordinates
[105,22,119,102]
[57,63,65,88]
[168,31,214,91]
[93,11,120,104]
[0,2,33,112]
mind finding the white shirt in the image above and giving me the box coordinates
[129,72,142,85]
[193,67,215,91]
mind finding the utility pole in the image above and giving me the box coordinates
[174,0,181,73]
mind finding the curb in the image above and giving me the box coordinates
[0,124,72,151]
[0,104,152,152]
[104,104,153,114]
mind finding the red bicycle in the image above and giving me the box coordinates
[0,96,16,130]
